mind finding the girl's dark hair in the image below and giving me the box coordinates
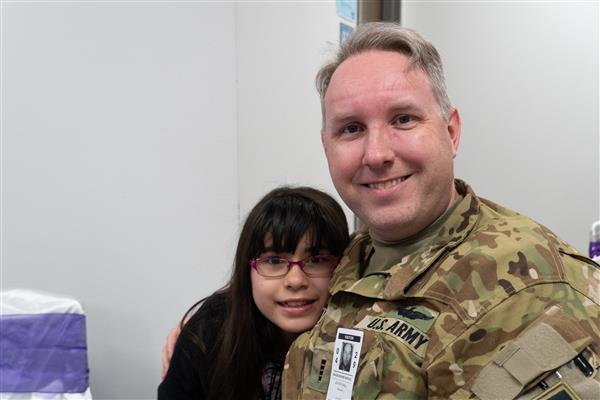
[183,186,349,400]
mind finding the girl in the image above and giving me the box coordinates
[158,186,349,400]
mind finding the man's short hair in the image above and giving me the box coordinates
[316,22,452,122]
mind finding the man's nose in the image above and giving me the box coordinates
[362,126,394,169]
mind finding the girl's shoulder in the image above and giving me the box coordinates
[190,292,227,322]
[183,292,228,351]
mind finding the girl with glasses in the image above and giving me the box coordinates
[158,186,349,400]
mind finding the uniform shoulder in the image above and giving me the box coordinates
[347,228,370,250]
[337,227,371,270]
[471,195,586,272]
[415,197,598,322]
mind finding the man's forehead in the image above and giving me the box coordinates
[323,54,434,118]
[327,52,429,92]
[329,51,413,85]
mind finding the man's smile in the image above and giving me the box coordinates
[363,175,411,190]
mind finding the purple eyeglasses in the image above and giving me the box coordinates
[250,255,339,278]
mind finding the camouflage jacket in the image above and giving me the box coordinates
[283,180,600,399]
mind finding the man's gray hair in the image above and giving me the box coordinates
[316,22,452,122]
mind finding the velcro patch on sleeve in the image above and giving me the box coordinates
[471,306,593,400]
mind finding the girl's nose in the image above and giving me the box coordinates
[283,264,309,290]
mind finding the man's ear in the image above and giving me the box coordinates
[447,108,461,158]
[321,128,328,154]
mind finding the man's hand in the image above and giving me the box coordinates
[161,324,182,379]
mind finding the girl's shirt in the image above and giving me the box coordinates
[157,294,283,400]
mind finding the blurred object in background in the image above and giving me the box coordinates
[590,220,600,262]
[0,289,92,399]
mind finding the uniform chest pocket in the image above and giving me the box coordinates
[307,331,384,399]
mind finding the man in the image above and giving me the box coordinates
[282,23,599,399]
[163,23,600,399]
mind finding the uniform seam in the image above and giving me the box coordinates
[424,275,567,323]
[557,251,600,305]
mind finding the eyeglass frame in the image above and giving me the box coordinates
[249,255,340,278]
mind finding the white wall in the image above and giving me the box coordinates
[2,3,238,399]
[236,1,352,224]
[402,1,599,252]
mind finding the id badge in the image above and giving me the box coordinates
[326,328,364,400]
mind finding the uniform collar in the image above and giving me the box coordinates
[329,179,481,300]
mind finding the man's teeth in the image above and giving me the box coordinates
[368,177,405,189]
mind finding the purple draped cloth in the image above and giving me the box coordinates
[0,313,89,393]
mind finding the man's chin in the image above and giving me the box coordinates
[364,214,420,242]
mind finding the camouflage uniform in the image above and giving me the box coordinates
[283,180,600,399]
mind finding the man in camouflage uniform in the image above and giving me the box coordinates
[282,23,600,399]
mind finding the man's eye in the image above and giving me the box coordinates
[341,124,362,135]
[392,115,414,125]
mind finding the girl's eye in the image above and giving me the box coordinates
[265,256,284,265]
[308,255,335,265]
